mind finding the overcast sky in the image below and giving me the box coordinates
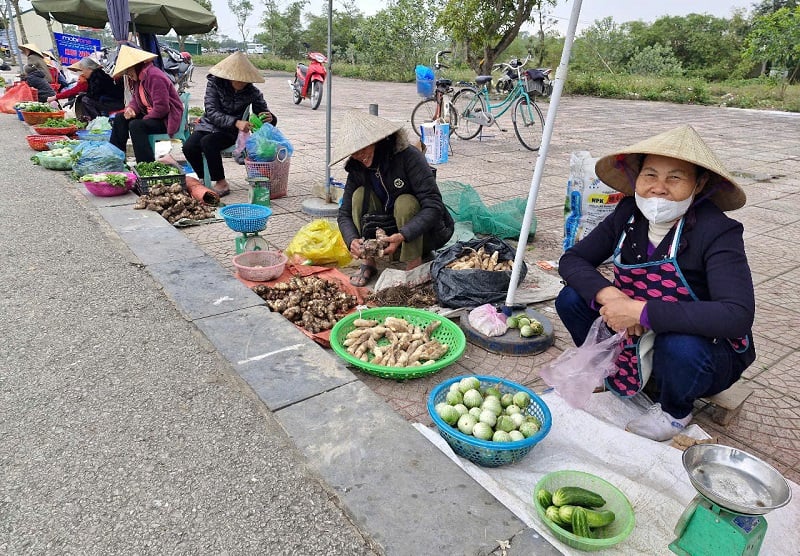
[209,0,752,41]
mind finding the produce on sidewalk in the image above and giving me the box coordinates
[435,375,542,442]
[341,315,448,366]
[251,275,358,334]
[506,313,545,338]
[445,245,513,271]
[133,183,217,223]
[536,485,617,539]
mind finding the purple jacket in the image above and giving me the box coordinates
[558,196,755,340]
[127,64,184,136]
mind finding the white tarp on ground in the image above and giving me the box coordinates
[415,391,800,555]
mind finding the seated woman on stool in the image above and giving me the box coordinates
[109,45,184,163]
[555,125,755,441]
[47,57,124,122]
[333,110,454,286]
[182,51,276,197]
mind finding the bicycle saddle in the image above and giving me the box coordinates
[476,75,493,85]
[436,78,452,87]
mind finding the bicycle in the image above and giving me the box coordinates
[451,54,546,151]
[410,50,458,138]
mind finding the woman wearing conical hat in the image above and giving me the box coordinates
[48,57,124,122]
[555,126,755,442]
[19,43,53,84]
[182,51,277,197]
[109,45,184,163]
[333,110,455,286]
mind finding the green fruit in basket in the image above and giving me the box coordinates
[472,422,493,441]
[462,388,483,409]
[452,403,469,417]
[509,430,525,442]
[509,413,525,429]
[459,376,480,393]
[436,403,460,426]
[485,385,502,398]
[492,430,512,443]
[505,404,522,416]
[496,415,516,433]
[481,397,502,417]
[445,390,463,406]
[513,391,531,409]
[468,407,482,420]
[517,317,531,328]
[457,414,477,435]
[519,421,540,438]
[478,409,497,428]
[500,393,514,408]
[449,382,462,394]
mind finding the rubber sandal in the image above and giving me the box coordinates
[350,264,377,287]
[213,185,230,197]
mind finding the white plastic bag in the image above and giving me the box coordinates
[467,304,508,337]
[539,317,625,408]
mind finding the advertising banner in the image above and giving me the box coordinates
[53,33,102,66]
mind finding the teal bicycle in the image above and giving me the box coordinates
[452,54,548,151]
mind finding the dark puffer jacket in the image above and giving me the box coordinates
[193,75,275,134]
[23,67,56,102]
[87,68,124,104]
[337,130,454,251]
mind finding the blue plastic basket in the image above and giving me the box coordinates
[427,375,551,467]
[219,203,272,233]
[76,129,112,142]
[15,108,24,121]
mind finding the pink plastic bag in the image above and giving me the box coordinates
[468,303,508,337]
[539,316,625,408]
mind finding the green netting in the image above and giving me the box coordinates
[439,180,535,239]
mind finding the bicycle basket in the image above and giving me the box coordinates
[524,77,546,96]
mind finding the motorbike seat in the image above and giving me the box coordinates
[297,63,308,78]
[476,75,493,86]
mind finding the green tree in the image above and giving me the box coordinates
[352,0,443,78]
[752,0,798,16]
[304,0,364,61]
[570,17,635,73]
[627,44,684,76]
[744,6,800,89]
[436,0,556,74]
[228,0,254,47]
[257,0,308,58]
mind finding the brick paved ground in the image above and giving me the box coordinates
[178,68,800,484]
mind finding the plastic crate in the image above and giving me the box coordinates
[133,170,186,196]
[427,375,551,467]
[244,157,290,199]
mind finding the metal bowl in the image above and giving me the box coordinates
[682,444,792,515]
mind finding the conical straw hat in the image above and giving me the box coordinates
[111,45,157,78]
[208,51,264,83]
[67,60,83,72]
[595,125,745,211]
[330,110,404,166]
[20,43,44,57]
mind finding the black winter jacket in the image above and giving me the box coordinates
[24,68,56,102]
[194,75,274,134]
[87,68,124,104]
[337,132,454,251]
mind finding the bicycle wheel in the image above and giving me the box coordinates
[512,96,544,151]
[410,98,439,138]
[452,88,485,140]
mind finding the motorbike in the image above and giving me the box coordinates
[289,43,327,110]
[160,44,193,93]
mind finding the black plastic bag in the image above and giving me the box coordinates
[430,236,527,308]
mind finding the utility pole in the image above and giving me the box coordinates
[4,0,24,68]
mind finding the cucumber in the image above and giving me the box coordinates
[545,505,568,527]
[535,488,553,508]
[557,505,615,528]
[551,486,606,508]
[571,507,593,538]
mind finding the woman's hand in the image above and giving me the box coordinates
[599,297,647,335]
[258,111,274,124]
[123,106,136,119]
[349,238,364,258]
[46,95,56,103]
[381,233,405,256]
[235,119,252,132]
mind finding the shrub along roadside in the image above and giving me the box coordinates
[191,54,800,113]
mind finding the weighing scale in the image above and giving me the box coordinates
[669,443,792,556]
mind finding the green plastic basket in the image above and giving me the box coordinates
[330,307,466,380]
[533,470,635,552]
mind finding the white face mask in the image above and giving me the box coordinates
[634,192,694,223]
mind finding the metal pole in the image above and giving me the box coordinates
[324,0,333,204]
[4,0,24,69]
[503,0,583,310]
[369,104,378,116]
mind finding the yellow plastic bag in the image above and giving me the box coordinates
[285,219,353,267]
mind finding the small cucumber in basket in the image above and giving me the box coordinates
[558,505,615,528]
[535,488,553,508]
[571,507,593,538]
[551,486,606,508]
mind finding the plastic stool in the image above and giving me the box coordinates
[201,145,236,188]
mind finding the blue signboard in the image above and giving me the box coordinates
[53,33,102,66]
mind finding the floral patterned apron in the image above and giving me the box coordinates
[605,216,751,397]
